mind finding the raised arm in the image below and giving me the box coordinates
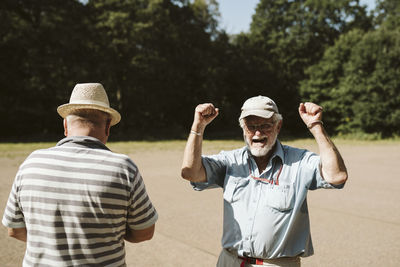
[181,103,219,182]
[298,102,348,185]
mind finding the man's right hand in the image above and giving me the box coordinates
[193,103,219,132]
[182,103,217,183]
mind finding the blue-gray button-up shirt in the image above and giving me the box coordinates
[192,140,344,259]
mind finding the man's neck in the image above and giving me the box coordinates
[67,129,107,144]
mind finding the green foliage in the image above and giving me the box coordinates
[0,0,97,139]
[300,29,365,133]
[374,0,400,29]
[301,26,400,136]
[84,0,229,138]
[1,0,399,141]
[1,0,228,140]
[246,0,372,135]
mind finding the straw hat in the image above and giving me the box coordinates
[57,83,121,126]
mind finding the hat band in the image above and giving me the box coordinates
[69,99,110,108]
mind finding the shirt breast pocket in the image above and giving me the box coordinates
[223,177,250,203]
[265,183,295,212]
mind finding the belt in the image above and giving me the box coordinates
[238,256,265,266]
[225,248,299,266]
[239,255,300,267]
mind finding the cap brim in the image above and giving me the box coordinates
[57,104,121,126]
[239,110,275,121]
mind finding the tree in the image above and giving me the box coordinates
[89,0,226,138]
[300,28,400,136]
[0,0,95,139]
[245,0,372,135]
[374,0,400,29]
[299,29,365,133]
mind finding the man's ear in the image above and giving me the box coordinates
[63,119,68,137]
[105,120,111,137]
[277,120,283,133]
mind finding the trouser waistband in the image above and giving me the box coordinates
[224,248,300,266]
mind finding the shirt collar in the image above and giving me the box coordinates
[56,136,110,151]
[273,140,284,162]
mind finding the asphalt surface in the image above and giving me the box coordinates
[1,142,399,266]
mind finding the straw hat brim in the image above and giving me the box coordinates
[57,103,121,126]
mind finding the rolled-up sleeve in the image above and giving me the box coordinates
[191,152,228,191]
[302,151,345,190]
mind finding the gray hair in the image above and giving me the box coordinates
[239,113,283,129]
[66,109,111,127]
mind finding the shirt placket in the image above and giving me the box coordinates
[242,158,269,254]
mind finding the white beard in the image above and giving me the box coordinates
[244,133,277,157]
[249,144,271,157]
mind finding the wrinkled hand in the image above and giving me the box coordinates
[193,103,219,129]
[298,102,323,127]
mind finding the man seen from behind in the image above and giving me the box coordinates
[2,83,158,266]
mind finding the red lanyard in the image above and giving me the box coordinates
[248,159,283,185]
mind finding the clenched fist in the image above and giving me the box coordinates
[193,103,219,130]
[298,102,323,129]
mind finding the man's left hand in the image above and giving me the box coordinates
[298,102,323,127]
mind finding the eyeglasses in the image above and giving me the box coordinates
[244,123,275,133]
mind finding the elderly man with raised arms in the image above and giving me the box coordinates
[181,96,347,267]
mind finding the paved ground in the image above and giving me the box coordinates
[1,140,399,266]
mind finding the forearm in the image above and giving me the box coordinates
[181,103,218,182]
[124,225,155,243]
[181,123,207,182]
[309,124,348,185]
[8,228,27,242]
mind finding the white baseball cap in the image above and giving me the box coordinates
[239,95,279,121]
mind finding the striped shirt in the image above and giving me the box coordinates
[2,136,158,267]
